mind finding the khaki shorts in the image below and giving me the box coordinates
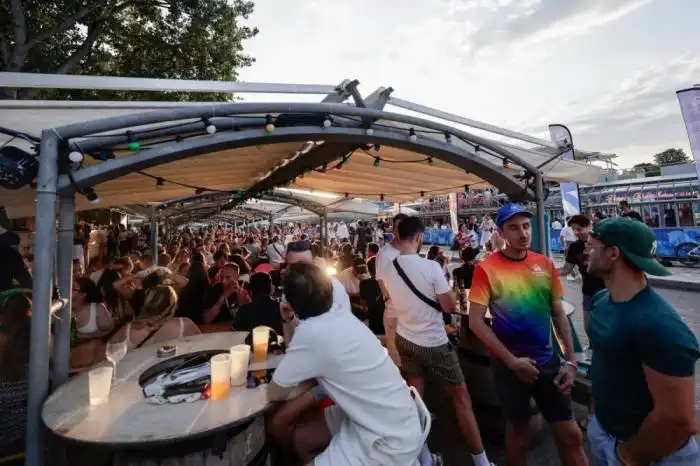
[395,334,465,385]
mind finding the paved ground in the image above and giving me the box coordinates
[425,263,700,465]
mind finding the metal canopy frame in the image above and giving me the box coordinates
[0,72,588,466]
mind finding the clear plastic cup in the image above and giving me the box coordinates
[252,327,270,363]
[89,366,114,406]
[210,354,231,401]
[229,344,250,387]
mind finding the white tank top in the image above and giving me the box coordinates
[76,303,99,334]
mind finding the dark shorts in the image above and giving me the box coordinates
[395,334,465,386]
[492,355,573,423]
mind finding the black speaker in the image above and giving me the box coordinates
[0,146,39,190]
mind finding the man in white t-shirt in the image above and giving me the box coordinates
[375,213,407,367]
[382,216,492,466]
[266,235,285,268]
[267,263,425,465]
[560,219,576,255]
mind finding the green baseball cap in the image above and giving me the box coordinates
[591,217,670,276]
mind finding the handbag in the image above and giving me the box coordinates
[392,258,442,312]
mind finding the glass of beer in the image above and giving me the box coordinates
[229,344,250,387]
[210,354,231,401]
[252,326,270,363]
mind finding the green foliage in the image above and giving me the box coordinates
[0,0,258,100]
[633,162,661,177]
[652,148,690,167]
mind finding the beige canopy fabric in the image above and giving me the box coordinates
[0,100,601,219]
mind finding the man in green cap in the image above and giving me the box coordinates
[585,217,700,465]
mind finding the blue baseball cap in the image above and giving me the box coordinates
[496,203,532,227]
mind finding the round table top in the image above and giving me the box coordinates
[43,332,284,447]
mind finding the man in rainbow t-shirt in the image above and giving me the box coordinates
[469,203,587,466]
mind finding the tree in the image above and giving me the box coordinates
[633,162,661,177]
[0,0,258,101]
[653,148,690,166]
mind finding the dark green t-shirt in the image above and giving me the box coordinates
[589,287,700,440]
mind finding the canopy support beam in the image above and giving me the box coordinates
[151,210,159,260]
[54,193,76,388]
[534,171,547,255]
[27,130,60,466]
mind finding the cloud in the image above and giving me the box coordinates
[447,0,654,57]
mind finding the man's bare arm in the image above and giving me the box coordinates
[557,262,574,277]
[468,302,516,366]
[619,367,696,464]
[267,379,315,402]
[437,291,456,314]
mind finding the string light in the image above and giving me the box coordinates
[265,115,275,133]
[380,194,385,201]
[126,131,140,151]
[195,187,205,195]
[344,193,349,198]
[427,157,434,165]
[322,117,332,128]
[156,177,165,187]
[373,157,381,167]
[68,151,84,163]
[420,191,425,197]
[464,185,469,192]
[444,132,452,144]
[84,187,100,204]
[409,128,417,143]
[366,128,374,136]
[203,118,216,135]
[502,158,509,169]
[373,144,381,151]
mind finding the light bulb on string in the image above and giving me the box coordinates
[344,193,349,198]
[204,118,216,135]
[156,177,165,188]
[68,151,84,163]
[373,157,381,167]
[126,131,140,151]
[265,115,275,133]
[322,117,332,128]
[195,187,205,195]
[427,157,434,165]
[409,128,417,143]
[366,128,374,136]
[380,194,384,201]
[420,191,425,197]
[502,159,509,169]
[444,132,452,144]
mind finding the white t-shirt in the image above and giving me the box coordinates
[383,255,450,347]
[337,267,361,295]
[560,225,576,242]
[273,305,422,465]
[266,243,284,264]
[375,243,400,319]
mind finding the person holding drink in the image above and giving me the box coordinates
[201,263,251,324]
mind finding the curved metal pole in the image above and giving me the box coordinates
[59,126,534,202]
[51,102,538,174]
[27,130,60,466]
[54,193,75,388]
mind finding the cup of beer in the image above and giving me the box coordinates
[229,344,250,387]
[252,326,270,363]
[210,353,231,401]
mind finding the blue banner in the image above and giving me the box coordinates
[549,125,581,217]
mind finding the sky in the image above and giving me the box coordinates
[236,0,700,168]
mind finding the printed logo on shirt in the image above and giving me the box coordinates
[531,264,548,276]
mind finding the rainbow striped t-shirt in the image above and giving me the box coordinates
[469,251,563,366]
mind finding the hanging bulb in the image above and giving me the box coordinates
[502,159,509,169]
[322,117,332,128]
[373,144,381,151]
[68,151,84,163]
[127,141,141,151]
[420,191,425,197]
[373,157,381,167]
[156,177,165,187]
[84,187,100,204]
[195,187,205,195]
[344,193,349,198]
[380,194,384,201]
[321,163,328,172]
[427,157,434,165]
[366,128,374,136]
[474,144,481,153]
[444,132,452,144]
[206,123,216,135]
[265,115,275,133]
[464,185,469,193]
[409,128,417,143]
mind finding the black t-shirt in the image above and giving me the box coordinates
[203,284,236,323]
[233,296,283,336]
[359,278,385,335]
[566,240,606,296]
[0,244,32,292]
[452,263,475,289]
[623,211,644,222]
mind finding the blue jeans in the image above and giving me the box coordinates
[588,415,700,465]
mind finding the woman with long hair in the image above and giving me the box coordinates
[0,292,32,457]
[108,285,199,350]
[73,277,113,340]
[176,258,210,324]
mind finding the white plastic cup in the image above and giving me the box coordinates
[229,344,250,387]
[89,366,114,406]
[252,327,270,363]
[210,354,231,401]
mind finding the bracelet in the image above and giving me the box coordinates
[282,314,296,324]
[564,360,577,369]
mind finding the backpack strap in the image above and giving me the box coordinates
[392,258,442,312]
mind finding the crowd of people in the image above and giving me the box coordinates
[1,201,700,465]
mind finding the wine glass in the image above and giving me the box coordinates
[106,339,128,383]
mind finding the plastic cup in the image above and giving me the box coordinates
[229,344,250,387]
[252,327,270,363]
[210,354,231,401]
[89,366,113,406]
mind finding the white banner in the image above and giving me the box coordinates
[549,124,580,217]
[676,87,700,181]
[448,193,459,232]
